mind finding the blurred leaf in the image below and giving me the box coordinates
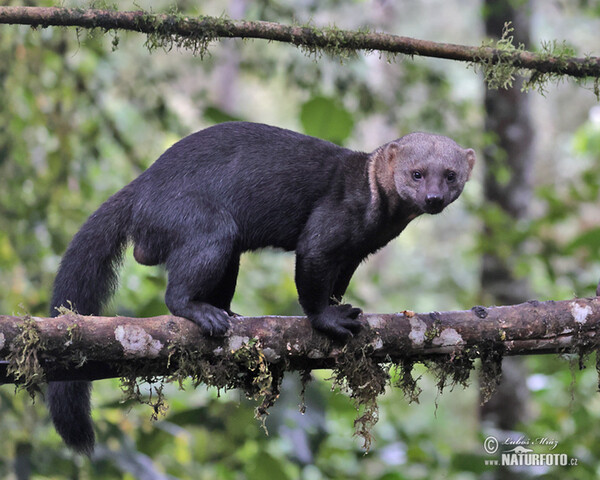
[165,406,226,429]
[377,473,408,480]
[246,452,292,480]
[204,106,244,124]
[450,452,488,474]
[566,227,600,258]
[300,95,354,145]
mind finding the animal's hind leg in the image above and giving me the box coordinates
[207,253,240,316]
[164,217,238,336]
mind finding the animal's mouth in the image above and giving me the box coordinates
[423,203,445,215]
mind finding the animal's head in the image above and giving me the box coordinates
[375,132,476,215]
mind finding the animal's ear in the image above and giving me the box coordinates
[464,148,476,179]
[382,142,401,165]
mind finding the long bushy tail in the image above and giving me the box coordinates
[47,186,134,455]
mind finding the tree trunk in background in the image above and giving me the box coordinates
[481,1,534,304]
[212,0,246,112]
[480,2,533,477]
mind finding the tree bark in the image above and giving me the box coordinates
[1,297,599,383]
[0,6,599,80]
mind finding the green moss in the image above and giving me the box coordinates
[424,317,442,343]
[393,359,422,404]
[478,343,504,404]
[425,350,476,395]
[65,322,88,368]
[498,328,506,342]
[298,368,313,415]
[472,22,525,90]
[231,338,283,431]
[6,316,46,399]
[330,340,389,452]
[297,22,363,62]
[523,39,576,95]
[471,21,597,98]
[120,373,168,421]
[54,301,77,316]
[120,337,283,430]
[111,32,120,51]
[141,12,232,59]
[571,318,596,371]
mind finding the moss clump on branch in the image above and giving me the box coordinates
[472,22,525,90]
[424,316,442,343]
[120,373,168,421]
[119,337,283,431]
[137,10,233,59]
[297,22,368,62]
[524,39,577,95]
[426,351,476,395]
[330,341,389,451]
[6,316,46,398]
[115,328,506,451]
[478,343,505,404]
[472,21,600,98]
[393,359,422,404]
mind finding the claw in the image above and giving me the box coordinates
[188,303,231,337]
[308,304,363,341]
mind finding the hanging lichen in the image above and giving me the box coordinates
[120,373,168,421]
[330,341,389,452]
[478,343,505,404]
[119,337,284,432]
[393,359,422,404]
[472,22,525,90]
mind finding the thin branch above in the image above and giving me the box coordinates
[0,6,600,82]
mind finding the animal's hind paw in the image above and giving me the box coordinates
[190,303,232,336]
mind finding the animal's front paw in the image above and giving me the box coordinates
[191,303,232,336]
[309,304,362,341]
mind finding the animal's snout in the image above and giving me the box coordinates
[425,194,444,213]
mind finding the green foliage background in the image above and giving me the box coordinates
[2,0,600,478]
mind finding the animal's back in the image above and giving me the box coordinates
[133,122,365,250]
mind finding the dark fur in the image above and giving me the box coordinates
[47,122,475,454]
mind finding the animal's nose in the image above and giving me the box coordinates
[425,194,444,213]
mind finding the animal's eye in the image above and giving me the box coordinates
[412,171,423,181]
[446,171,457,183]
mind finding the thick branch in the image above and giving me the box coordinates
[1,297,599,384]
[0,6,599,80]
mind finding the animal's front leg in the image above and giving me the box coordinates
[329,259,361,305]
[295,250,362,341]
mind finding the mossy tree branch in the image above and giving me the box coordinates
[1,296,599,385]
[1,6,600,86]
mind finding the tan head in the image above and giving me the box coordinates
[369,132,475,215]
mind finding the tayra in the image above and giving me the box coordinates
[47,121,475,454]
